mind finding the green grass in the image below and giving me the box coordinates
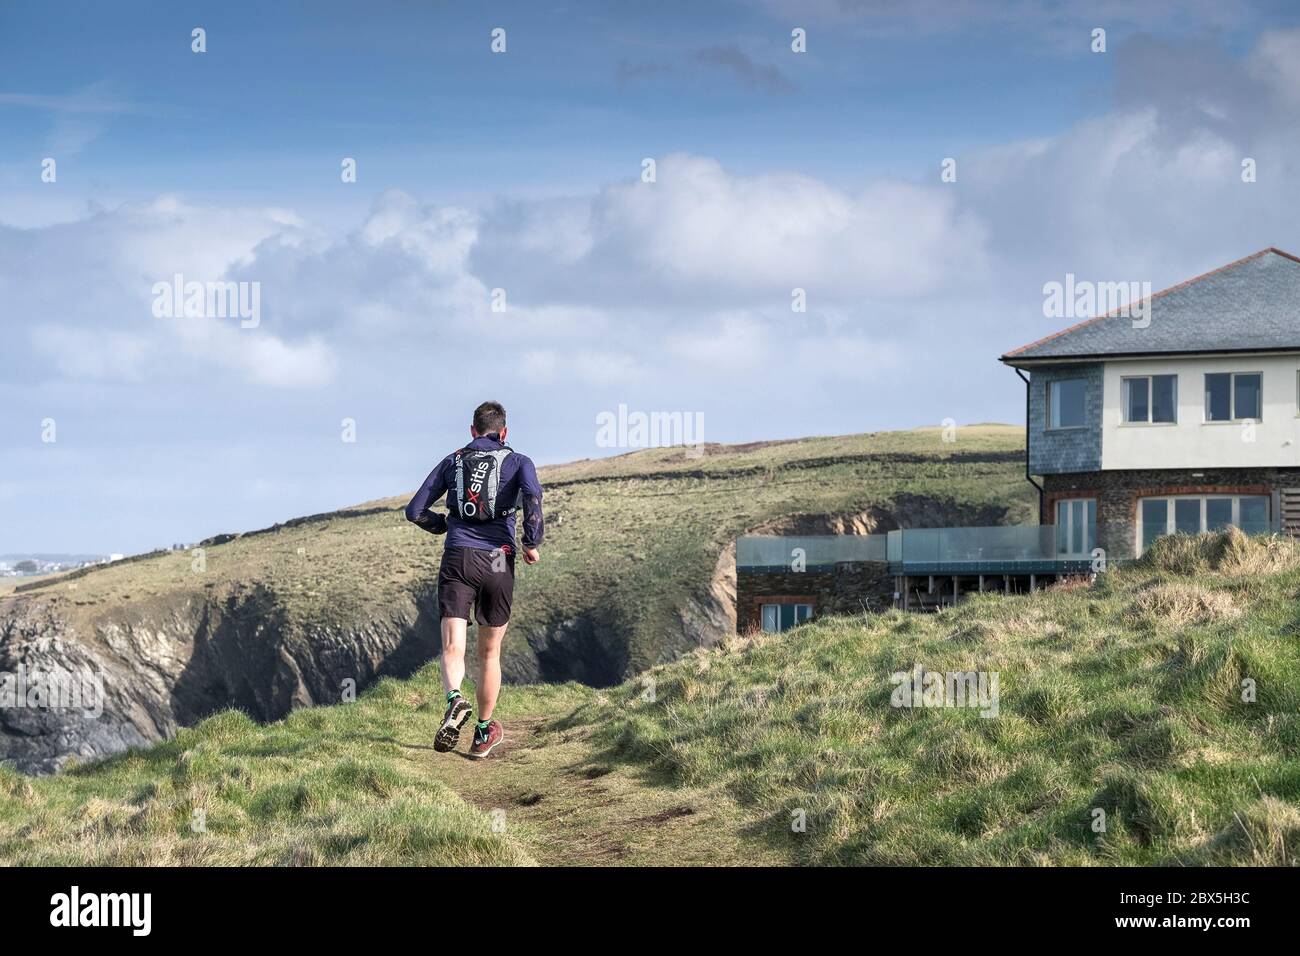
[0,669,591,865]
[6,528,1299,866]
[563,528,1300,865]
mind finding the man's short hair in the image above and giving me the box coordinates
[473,401,507,435]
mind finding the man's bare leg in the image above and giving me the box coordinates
[440,616,467,693]
[434,616,473,752]
[475,623,507,721]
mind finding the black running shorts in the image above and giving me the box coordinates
[437,545,515,626]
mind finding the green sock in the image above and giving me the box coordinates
[477,719,491,731]
[447,689,461,703]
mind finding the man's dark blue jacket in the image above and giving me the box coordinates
[405,434,544,553]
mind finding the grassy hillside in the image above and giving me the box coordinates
[0,678,581,865]
[585,528,1300,865]
[5,528,1297,866]
[4,425,1033,686]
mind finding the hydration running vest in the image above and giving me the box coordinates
[453,446,519,522]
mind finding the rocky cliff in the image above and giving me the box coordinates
[0,580,439,773]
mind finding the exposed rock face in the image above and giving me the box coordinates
[750,494,1014,536]
[0,584,438,774]
[0,602,157,775]
[515,613,626,686]
[674,541,737,651]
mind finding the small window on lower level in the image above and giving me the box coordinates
[761,603,812,633]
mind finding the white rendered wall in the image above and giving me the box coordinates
[1101,353,1300,470]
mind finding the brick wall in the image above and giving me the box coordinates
[1042,467,1300,558]
[1028,363,1103,475]
[736,563,894,633]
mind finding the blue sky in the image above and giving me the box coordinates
[4,1,1122,208]
[5,0,1300,553]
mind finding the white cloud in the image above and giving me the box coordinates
[794,335,904,380]
[476,154,990,305]
[1249,28,1300,105]
[6,153,986,402]
[170,319,337,389]
[667,312,773,371]
[29,326,155,383]
[1,196,332,389]
[18,19,1300,556]
[518,348,643,387]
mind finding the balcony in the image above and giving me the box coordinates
[736,534,887,571]
[738,519,1283,578]
[884,525,1094,574]
[737,527,1094,575]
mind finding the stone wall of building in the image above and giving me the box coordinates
[736,562,895,632]
[1042,467,1300,558]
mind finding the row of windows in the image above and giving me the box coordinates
[1047,371,1278,429]
[1139,495,1270,547]
[1055,494,1271,555]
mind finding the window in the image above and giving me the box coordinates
[1054,498,1096,555]
[1206,498,1232,531]
[1240,497,1269,533]
[1124,377,1148,423]
[1205,372,1261,422]
[1137,495,1271,553]
[1174,498,1200,535]
[1122,375,1177,423]
[761,603,812,633]
[1140,499,1168,552]
[1048,378,1086,428]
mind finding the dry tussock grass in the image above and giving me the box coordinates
[1181,796,1300,866]
[1131,581,1240,627]
[1050,574,1093,592]
[1141,527,1300,577]
[948,600,1064,645]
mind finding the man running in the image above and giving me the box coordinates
[405,401,544,758]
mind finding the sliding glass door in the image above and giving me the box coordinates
[1055,498,1096,556]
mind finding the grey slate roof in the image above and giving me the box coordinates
[1002,248,1300,365]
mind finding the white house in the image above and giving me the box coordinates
[1002,247,1300,557]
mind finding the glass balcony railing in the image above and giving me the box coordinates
[736,534,888,569]
[886,525,1062,567]
[738,528,1075,570]
[740,520,1286,573]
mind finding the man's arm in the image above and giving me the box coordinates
[405,459,450,535]
[519,457,544,553]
